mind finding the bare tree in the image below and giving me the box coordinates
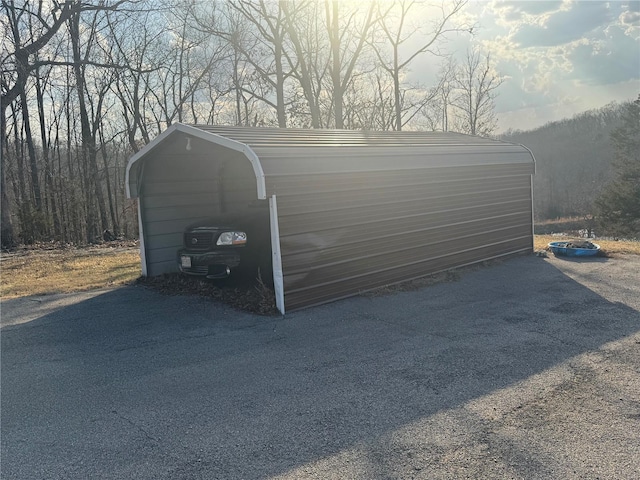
[1,0,126,246]
[226,0,294,127]
[193,1,294,127]
[67,6,111,241]
[452,49,503,137]
[369,70,397,130]
[370,0,470,130]
[3,0,45,241]
[281,0,328,128]
[325,0,377,129]
[429,57,457,131]
[34,61,61,239]
[222,10,269,126]
[106,7,164,152]
[150,1,224,128]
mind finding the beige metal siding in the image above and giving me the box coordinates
[266,163,534,311]
[139,136,258,276]
[140,153,221,275]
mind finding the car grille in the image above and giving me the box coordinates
[183,265,209,275]
[184,231,214,250]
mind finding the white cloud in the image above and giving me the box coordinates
[493,0,565,17]
[619,1,640,37]
[497,78,640,132]
[568,26,640,85]
[621,10,640,25]
[489,0,565,26]
[508,1,612,47]
[402,0,639,131]
[463,0,640,131]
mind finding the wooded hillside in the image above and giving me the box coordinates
[500,101,630,224]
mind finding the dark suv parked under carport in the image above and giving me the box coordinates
[177,203,272,285]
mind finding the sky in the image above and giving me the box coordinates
[412,0,640,132]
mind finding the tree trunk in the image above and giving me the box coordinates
[393,44,401,131]
[69,11,109,241]
[98,127,119,235]
[330,1,343,129]
[10,102,32,241]
[274,41,287,128]
[35,67,61,239]
[0,106,15,247]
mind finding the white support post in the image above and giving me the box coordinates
[136,199,148,276]
[269,195,285,315]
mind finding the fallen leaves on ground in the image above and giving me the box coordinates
[135,273,278,316]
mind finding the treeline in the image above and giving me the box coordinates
[500,101,631,227]
[2,0,507,247]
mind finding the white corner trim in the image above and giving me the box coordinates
[242,145,267,199]
[137,199,148,276]
[519,142,537,247]
[269,195,285,315]
[125,123,267,199]
[519,143,536,174]
[125,124,181,198]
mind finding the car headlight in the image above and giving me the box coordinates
[216,231,247,246]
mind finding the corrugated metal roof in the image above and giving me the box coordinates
[190,125,534,178]
[193,125,517,147]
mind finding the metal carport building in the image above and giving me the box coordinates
[126,124,535,314]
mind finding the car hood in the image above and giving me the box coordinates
[185,210,268,232]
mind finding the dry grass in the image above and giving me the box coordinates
[1,235,638,304]
[0,243,278,315]
[534,235,640,256]
[0,245,140,299]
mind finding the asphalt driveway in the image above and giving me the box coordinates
[2,253,639,479]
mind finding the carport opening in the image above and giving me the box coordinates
[172,135,274,289]
[126,124,283,312]
[181,201,273,285]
